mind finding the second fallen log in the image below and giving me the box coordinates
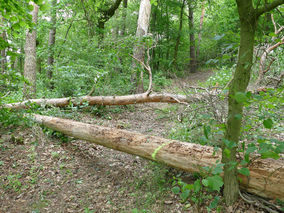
[31,114,284,201]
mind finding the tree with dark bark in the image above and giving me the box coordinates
[187,0,197,73]
[97,0,123,39]
[47,0,57,83]
[173,0,186,68]
[223,0,284,205]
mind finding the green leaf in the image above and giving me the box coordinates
[238,167,250,176]
[234,114,242,120]
[193,180,201,193]
[261,151,280,160]
[235,92,247,103]
[206,175,223,191]
[172,186,180,194]
[263,119,273,129]
[223,139,237,149]
[180,190,190,201]
[224,148,231,158]
[202,179,209,187]
[212,163,224,175]
[203,125,211,139]
[209,196,220,210]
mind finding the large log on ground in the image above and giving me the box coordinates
[31,114,284,201]
[3,93,201,110]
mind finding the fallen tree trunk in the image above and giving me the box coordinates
[3,92,204,109]
[31,114,284,201]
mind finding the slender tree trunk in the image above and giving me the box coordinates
[196,0,205,62]
[223,0,257,205]
[165,4,170,62]
[150,4,157,70]
[120,0,128,36]
[173,0,186,68]
[23,3,39,99]
[19,46,24,74]
[37,58,42,74]
[224,0,284,203]
[132,0,151,93]
[0,31,7,73]
[47,0,57,82]
[188,1,197,73]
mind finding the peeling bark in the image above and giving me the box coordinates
[30,114,284,201]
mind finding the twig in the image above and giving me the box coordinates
[1,91,10,98]
[130,51,152,96]
[239,191,281,213]
[271,14,284,34]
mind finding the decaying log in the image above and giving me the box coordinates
[3,93,205,109]
[31,114,284,201]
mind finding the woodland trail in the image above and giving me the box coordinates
[0,70,258,213]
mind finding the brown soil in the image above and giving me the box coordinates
[0,70,272,213]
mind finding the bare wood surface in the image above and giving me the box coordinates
[31,114,284,201]
[3,93,205,109]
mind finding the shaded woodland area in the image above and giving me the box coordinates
[0,0,284,212]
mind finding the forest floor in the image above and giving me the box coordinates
[0,70,269,213]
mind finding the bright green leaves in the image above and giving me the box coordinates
[150,0,158,6]
[203,125,211,139]
[233,91,252,104]
[263,118,273,129]
[172,186,180,194]
[234,92,247,103]
[238,167,250,176]
[202,175,223,192]
[261,151,280,160]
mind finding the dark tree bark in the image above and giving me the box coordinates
[23,3,39,99]
[0,31,7,73]
[173,0,186,68]
[187,1,197,73]
[97,0,123,39]
[120,0,128,36]
[196,0,205,62]
[223,0,284,205]
[47,0,57,82]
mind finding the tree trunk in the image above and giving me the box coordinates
[187,1,197,73]
[120,0,128,36]
[196,0,205,62]
[23,3,39,99]
[223,1,256,204]
[3,92,204,109]
[150,4,157,70]
[0,31,7,73]
[173,0,186,68]
[30,114,284,201]
[47,0,57,81]
[132,0,151,93]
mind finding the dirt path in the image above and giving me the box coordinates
[1,70,250,213]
